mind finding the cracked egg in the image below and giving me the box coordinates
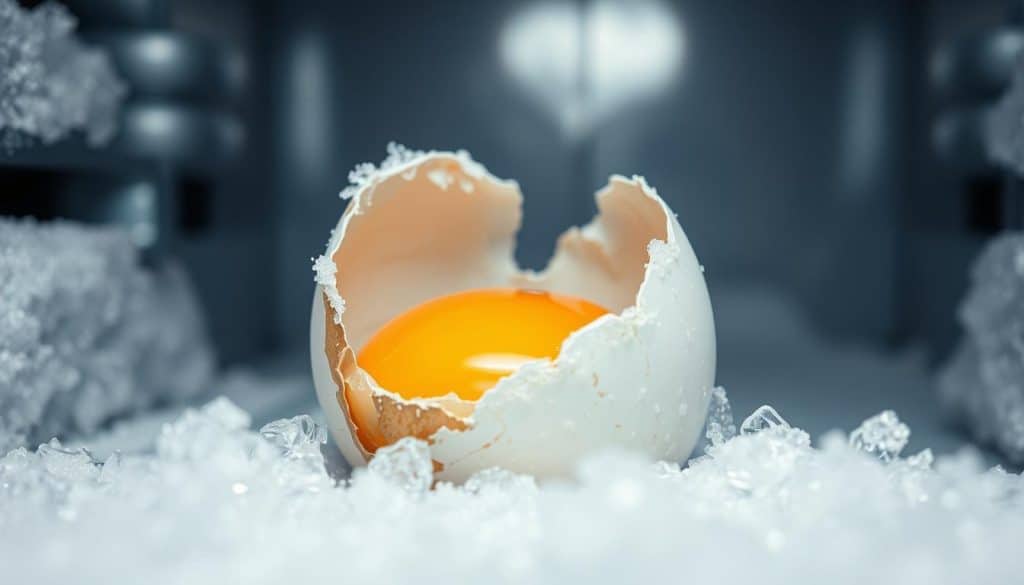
[311,147,715,481]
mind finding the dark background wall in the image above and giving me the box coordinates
[253,0,918,354]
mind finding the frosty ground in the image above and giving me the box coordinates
[2,388,1022,585]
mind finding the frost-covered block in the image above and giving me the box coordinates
[0,218,214,452]
[0,0,125,148]
[367,437,434,494]
[939,234,1024,462]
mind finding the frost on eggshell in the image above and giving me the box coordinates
[311,146,716,481]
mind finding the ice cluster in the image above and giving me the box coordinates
[2,390,1023,584]
[0,0,125,149]
[939,233,1024,462]
[0,218,214,453]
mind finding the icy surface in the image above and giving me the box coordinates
[0,0,125,148]
[4,394,1022,584]
[939,233,1024,462]
[0,218,214,452]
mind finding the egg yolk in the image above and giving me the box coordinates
[357,288,609,402]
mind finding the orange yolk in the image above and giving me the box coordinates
[357,288,609,402]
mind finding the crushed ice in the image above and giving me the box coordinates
[0,0,125,148]
[3,390,1023,583]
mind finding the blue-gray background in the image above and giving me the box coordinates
[171,0,1000,364]
[3,0,1013,383]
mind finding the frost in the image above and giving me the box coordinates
[339,142,425,199]
[740,404,789,435]
[3,397,1024,582]
[0,0,125,148]
[938,234,1024,462]
[0,218,214,453]
[704,386,736,449]
[426,168,454,190]
[312,253,345,322]
[365,436,433,494]
[849,410,910,462]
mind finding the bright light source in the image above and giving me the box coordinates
[500,0,684,138]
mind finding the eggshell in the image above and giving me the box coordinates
[312,148,715,481]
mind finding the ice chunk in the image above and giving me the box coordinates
[261,415,331,493]
[0,218,214,453]
[260,415,326,454]
[0,0,125,148]
[366,437,434,494]
[905,448,934,471]
[938,233,1024,462]
[849,410,910,462]
[36,438,97,482]
[703,386,736,450]
[740,404,789,434]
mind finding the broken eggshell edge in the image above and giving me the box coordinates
[311,150,716,482]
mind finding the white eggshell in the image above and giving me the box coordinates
[311,148,715,482]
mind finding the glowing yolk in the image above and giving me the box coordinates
[357,288,609,402]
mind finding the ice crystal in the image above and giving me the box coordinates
[704,386,736,450]
[849,410,910,462]
[740,404,789,435]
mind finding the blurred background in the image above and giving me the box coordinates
[3,0,1024,460]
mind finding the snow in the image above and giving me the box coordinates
[0,0,125,148]
[939,233,1024,462]
[2,388,1022,584]
[0,218,214,453]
